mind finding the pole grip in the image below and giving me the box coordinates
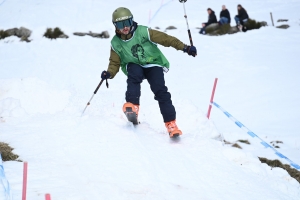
[187,29,193,46]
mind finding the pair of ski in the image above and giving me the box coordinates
[123,107,181,138]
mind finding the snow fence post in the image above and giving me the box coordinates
[207,78,218,119]
[270,12,274,26]
[22,162,28,200]
[45,193,51,200]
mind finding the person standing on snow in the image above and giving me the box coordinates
[199,8,217,34]
[101,7,197,138]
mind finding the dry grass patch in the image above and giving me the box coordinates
[0,142,21,161]
[259,157,300,184]
[43,27,68,39]
[232,143,242,149]
[0,30,9,40]
[238,139,250,144]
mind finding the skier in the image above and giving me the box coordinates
[101,7,197,138]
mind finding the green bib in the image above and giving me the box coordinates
[111,25,169,75]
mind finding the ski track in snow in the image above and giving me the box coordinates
[2,112,300,199]
[1,0,300,199]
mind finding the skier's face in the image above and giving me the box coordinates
[120,26,131,35]
[222,5,226,10]
[207,10,211,15]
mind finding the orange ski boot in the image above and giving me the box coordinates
[165,120,182,138]
[123,102,139,125]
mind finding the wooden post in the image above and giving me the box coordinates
[270,12,274,26]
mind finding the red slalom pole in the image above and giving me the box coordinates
[45,193,51,200]
[22,162,28,200]
[207,78,218,119]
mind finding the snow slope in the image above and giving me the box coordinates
[1,0,300,199]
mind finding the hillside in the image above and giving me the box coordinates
[1,0,300,199]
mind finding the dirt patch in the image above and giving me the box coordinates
[276,24,290,29]
[232,143,242,149]
[259,157,300,184]
[277,19,288,22]
[0,30,9,40]
[165,26,177,31]
[271,140,283,148]
[44,27,68,39]
[206,19,267,36]
[0,142,21,161]
[238,139,250,145]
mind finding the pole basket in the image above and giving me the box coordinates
[179,0,187,3]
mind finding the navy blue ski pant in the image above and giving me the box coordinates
[126,63,176,122]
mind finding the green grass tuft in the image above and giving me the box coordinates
[244,19,263,30]
[0,30,9,40]
[211,24,231,36]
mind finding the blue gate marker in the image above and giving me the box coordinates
[212,102,300,170]
[0,154,12,200]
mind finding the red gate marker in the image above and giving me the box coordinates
[22,162,28,200]
[45,193,51,200]
[207,78,218,119]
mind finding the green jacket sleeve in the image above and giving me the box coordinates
[107,48,121,79]
[148,28,185,51]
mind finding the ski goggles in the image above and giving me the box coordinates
[113,18,133,30]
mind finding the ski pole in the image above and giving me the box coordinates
[179,0,193,46]
[81,79,108,116]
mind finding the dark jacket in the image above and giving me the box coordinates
[107,22,185,78]
[237,8,249,21]
[204,11,217,26]
[220,9,231,23]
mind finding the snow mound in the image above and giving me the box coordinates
[0,77,70,115]
[0,98,26,117]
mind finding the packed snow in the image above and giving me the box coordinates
[0,0,300,199]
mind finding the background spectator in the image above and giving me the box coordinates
[234,4,249,27]
[199,8,217,34]
[219,5,231,25]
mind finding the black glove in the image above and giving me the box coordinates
[183,45,197,57]
[101,71,111,80]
